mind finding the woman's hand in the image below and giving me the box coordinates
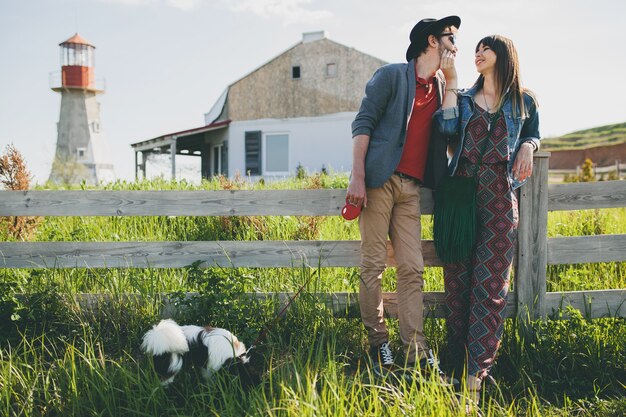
[440,50,458,110]
[512,142,534,181]
[440,49,457,84]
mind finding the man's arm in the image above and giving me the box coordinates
[346,134,370,208]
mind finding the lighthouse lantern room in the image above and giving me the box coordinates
[59,33,96,89]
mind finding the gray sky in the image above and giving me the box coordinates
[1,0,625,184]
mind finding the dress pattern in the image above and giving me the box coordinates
[444,104,519,378]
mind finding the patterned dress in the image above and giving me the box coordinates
[444,103,519,379]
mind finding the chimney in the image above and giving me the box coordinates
[302,31,325,43]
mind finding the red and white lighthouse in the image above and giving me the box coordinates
[49,33,115,185]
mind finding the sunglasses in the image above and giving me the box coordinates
[439,32,456,45]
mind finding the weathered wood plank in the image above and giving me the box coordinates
[516,154,549,319]
[545,290,626,318]
[70,290,624,319]
[547,235,626,264]
[3,235,624,269]
[0,190,343,216]
[0,189,436,216]
[73,291,514,320]
[548,180,626,211]
[0,240,444,269]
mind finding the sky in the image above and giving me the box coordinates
[1,0,625,184]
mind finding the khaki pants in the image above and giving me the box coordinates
[359,174,427,363]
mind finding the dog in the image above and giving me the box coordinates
[141,319,252,386]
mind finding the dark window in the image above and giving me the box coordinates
[212,145,221,176]
[221,140,228,175]
[292,66,301,79]
[245,131,262,175]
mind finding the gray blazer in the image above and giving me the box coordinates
[352,59,447,189]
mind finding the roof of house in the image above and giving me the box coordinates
[130,119,230,151]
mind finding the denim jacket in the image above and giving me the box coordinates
[433,85,541,190]
[352,60,447,189]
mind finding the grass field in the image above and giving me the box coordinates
[541,122,626,151]
[1,176,625,416]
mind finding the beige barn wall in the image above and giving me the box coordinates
[227,38,387,121]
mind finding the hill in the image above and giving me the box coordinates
[541,121,626,151]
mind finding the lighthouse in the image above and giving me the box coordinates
[49,33,115,185]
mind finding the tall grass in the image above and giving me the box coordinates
[1,285,624,416]
[1,176,625,416]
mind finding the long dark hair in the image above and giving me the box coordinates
[473,34,534,117]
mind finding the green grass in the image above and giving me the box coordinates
[541,122,626,151]
[546,208,626,291]
[1,176,625,416]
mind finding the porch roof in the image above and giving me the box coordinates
[130,120,230,153]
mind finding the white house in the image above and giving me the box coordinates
[130,31,387,180]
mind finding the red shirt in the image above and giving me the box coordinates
[395,73,438,182]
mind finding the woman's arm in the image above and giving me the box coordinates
[512,95,541,181]
[433,49,460,136]
[519,94,541,150]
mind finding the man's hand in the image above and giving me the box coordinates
[346,176,367,209]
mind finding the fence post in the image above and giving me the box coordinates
[516,152,550,320]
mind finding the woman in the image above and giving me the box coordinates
[435,35,540,404]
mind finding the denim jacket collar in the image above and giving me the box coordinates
[460,84,514,112]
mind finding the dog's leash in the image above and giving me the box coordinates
[244,271,317,355]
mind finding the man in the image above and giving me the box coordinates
[347,16,460,381]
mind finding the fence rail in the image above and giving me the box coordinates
[1,153,625,319]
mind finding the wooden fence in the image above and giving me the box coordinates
[1,153,625,320]
[549,160,624,181]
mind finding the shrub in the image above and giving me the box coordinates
[0,144,41,240]
[295,162,307,180]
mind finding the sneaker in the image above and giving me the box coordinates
[411,349,458,387]
[368,342,396,377]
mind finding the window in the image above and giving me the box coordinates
[245,131,262,175]
[246,131,289,175]
[91,121,100,133]
[76,147,86,159]
[326,63,337,77]
[264,133,289,173]
[292,66,301,79]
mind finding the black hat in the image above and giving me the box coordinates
[405,15,461,61]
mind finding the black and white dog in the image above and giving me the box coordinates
[141,319,253,386]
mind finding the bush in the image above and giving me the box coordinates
[0,144,40,239]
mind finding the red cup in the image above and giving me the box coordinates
[341,198,361,220]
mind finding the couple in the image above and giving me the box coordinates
[346,15,541,404]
